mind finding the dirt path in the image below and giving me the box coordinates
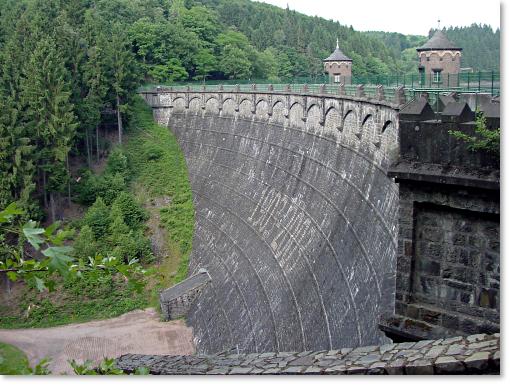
[0,308,194,374]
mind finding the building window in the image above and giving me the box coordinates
[432,70,442,83]
[334,75,340,83]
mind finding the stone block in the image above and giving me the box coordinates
[345,366,367,375]
[207,367,230,375]
[445,344,465,356]
[356,354,380,365]
[323,365,347,374]
[288,355,315,366]
[303,366,323,374]
[434,356,465,374]
[385,359,406,375]
[425,346,446,358]
[280,366,306,374]
[405,359,434,375]
[464,351,490,372]
[379,343,396,354]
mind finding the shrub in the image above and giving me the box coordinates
[72,225,97,259]
[83,198,111,239]
[72,170,98,206]
[111,192,148,229]
[106,147,129,177]
[449,111,500,155]
[95,173,126,205]
[143,142,164,161]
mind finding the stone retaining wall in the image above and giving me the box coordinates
[116,333,499,375]
[159,269,211,320]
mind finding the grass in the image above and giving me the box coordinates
[0,272,147,329]
[125,96,194,285]
[0,342,29,374]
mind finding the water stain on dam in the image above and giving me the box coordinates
[146,91,400,354]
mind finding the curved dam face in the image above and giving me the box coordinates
[143,89,400,354]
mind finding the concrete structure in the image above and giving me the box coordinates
[417,30,462,87]
[141,85,401,354]
[160,269,211,321]
[116,333,500,375]
[383,97,500,341]
[324,39,352,84]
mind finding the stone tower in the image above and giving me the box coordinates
[324,39,352,84]
[416,30,462,87]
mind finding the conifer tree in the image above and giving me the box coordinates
[21,37,78,219]
[105,24,139,144]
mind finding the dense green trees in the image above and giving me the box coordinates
[366,24,500,73]
[0,0,139,216]
[0,0,499,219]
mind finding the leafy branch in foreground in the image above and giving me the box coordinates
[449,111,500,155]
[69,358,149,375]
[0,202,147,293]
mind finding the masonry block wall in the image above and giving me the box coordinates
[385,99,500,340]
[159,270,211,321]
[142,88,401,354]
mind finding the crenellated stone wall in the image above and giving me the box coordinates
[141,87,401,354]
[384,97,500,341]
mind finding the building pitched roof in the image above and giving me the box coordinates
[324,39,352,62]
[417,30,462,51]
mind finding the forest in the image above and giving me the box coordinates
[0,0,500,216]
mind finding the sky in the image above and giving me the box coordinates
[256,0,501,35]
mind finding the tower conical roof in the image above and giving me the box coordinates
[417,30,462,51]
[324,39,352,61]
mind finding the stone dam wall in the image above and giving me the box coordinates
[141,88,401,354]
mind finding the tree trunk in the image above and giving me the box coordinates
[50,192,56,223]
[42,169,48,209]
[85,127,91,167]
[96,125,99,163]
[116,93,123,144]
[66,155,71,206]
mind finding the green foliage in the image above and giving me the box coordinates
[112,192,148,229]
[125,96,194,284]
[0,1,141,211]
[106,147,129,177]
[72,225,97,259]
[0,343,147,375]
[70,358,149,375]
[83,197,111,238]
[0,266,147,329]
[0,342,30,375]
[73,170,127,206]
[449,112,500,155]
[0,202,147,296]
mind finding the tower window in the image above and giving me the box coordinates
[334,75,340,83]
[432,70,442,83]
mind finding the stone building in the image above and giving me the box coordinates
[417,30,462,87]
[323,39,352,84]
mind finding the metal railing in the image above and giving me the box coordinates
[139,71,499,96]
